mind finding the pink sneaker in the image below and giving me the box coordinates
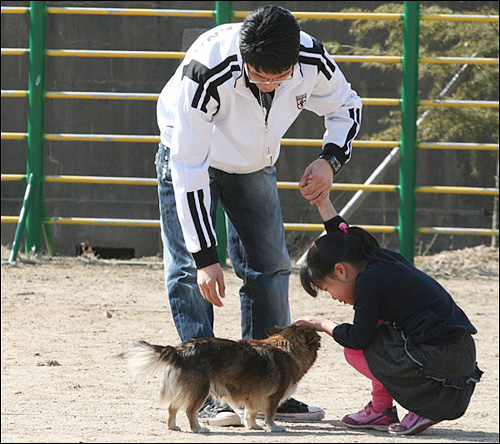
[341,402,399,431]
[388,412,438,435]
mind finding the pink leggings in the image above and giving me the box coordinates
[344,347,394,412]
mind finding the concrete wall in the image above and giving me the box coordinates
[1,1,498,258]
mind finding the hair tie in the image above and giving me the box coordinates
[338,222,349,235]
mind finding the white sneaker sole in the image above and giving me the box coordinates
[237,407,325,422]
[198,411,242,427]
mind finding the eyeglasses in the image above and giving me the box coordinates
[245,64,294,85]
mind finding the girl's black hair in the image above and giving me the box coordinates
[300,227,380,297]
[239,5,300,74]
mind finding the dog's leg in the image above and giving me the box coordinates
[264,398,286,432]
[242,406,263,431]
[167,405,181,431]
[186,398,209,433]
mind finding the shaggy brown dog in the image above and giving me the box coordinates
[118,324,321,433]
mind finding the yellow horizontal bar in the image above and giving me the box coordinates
[418,142,498,151]
[419,56,498,65]
[44,217,160,227]
[278,182,498,195]
[3,132,395,147]
[0,216,358,232]
[1,216,20,223]
[44,175,157,185]
[331,183,398,192]
[1,6,29,14]
[3,214,495,236]
[5,7,496,23]
[1,48,29,55]
[5,175,495,196]
[2,132,496,153]
[43,50,405,63]
[1,132,27,140]
[358,225,399,233]
[281,139,400,148]
[1,90,28,98]
[46,7,214,17]
[334,55,401,64]
[44,91,158,100]
[42,177,395,190]
[419,100,499,108]
[351,140,400,148]
[278,12,403,20]
[362,98,400,106]
[1,174,26,182]
[8,50,497,66]
[39,221,500,235]
[278,182,398,192]
[8,91,497,109]
[284,223,398,232]
[284,223,324,231]
[416,227,499,236]
[0,91,399,104]
[281,138,322,146]
[420,14,499,23]
[46,49,185,59]
[44,133,160,143]
[416,186,499,196]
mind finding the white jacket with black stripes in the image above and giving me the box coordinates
[157,23,362,267]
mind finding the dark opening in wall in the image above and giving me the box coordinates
[76,244,135,260]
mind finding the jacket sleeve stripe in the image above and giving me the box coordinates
[182,55,240,113]
[197,189,216,247]
[299,38,336,80]
[344,108,361,155]
[299,55,334,80]
[187,190,208,250]
[202,64,241,114]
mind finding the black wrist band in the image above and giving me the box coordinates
[318,153,342,174]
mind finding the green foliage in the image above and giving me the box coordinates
[323,4,499,144]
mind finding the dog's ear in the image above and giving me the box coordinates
[266,325,284,337]
[304,327,321,347]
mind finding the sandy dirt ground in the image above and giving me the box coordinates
[1,244,499,443]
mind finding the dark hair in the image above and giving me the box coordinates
[300,227,380,297]
[239,5,300,74]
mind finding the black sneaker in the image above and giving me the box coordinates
[198,398,242,427]
[275,398,325,421]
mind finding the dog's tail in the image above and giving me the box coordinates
[117,340,176,378]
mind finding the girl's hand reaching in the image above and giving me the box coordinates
[294,315,337,337]
[300,174,338,221]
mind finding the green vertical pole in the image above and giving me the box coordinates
[215,1,232,25]
[214,1,232,264]
[8,174,35,263]
[398,1,420,263]
[25,1,47,255]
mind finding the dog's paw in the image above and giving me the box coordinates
[193,426,210,434]
[245,422,264,431]
[265,423,286,433]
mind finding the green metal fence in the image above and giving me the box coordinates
[1,1,499,264]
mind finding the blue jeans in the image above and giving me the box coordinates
[155,144,291,342]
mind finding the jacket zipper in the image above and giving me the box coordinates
[259,90,273,166]
[264,120,272,165]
